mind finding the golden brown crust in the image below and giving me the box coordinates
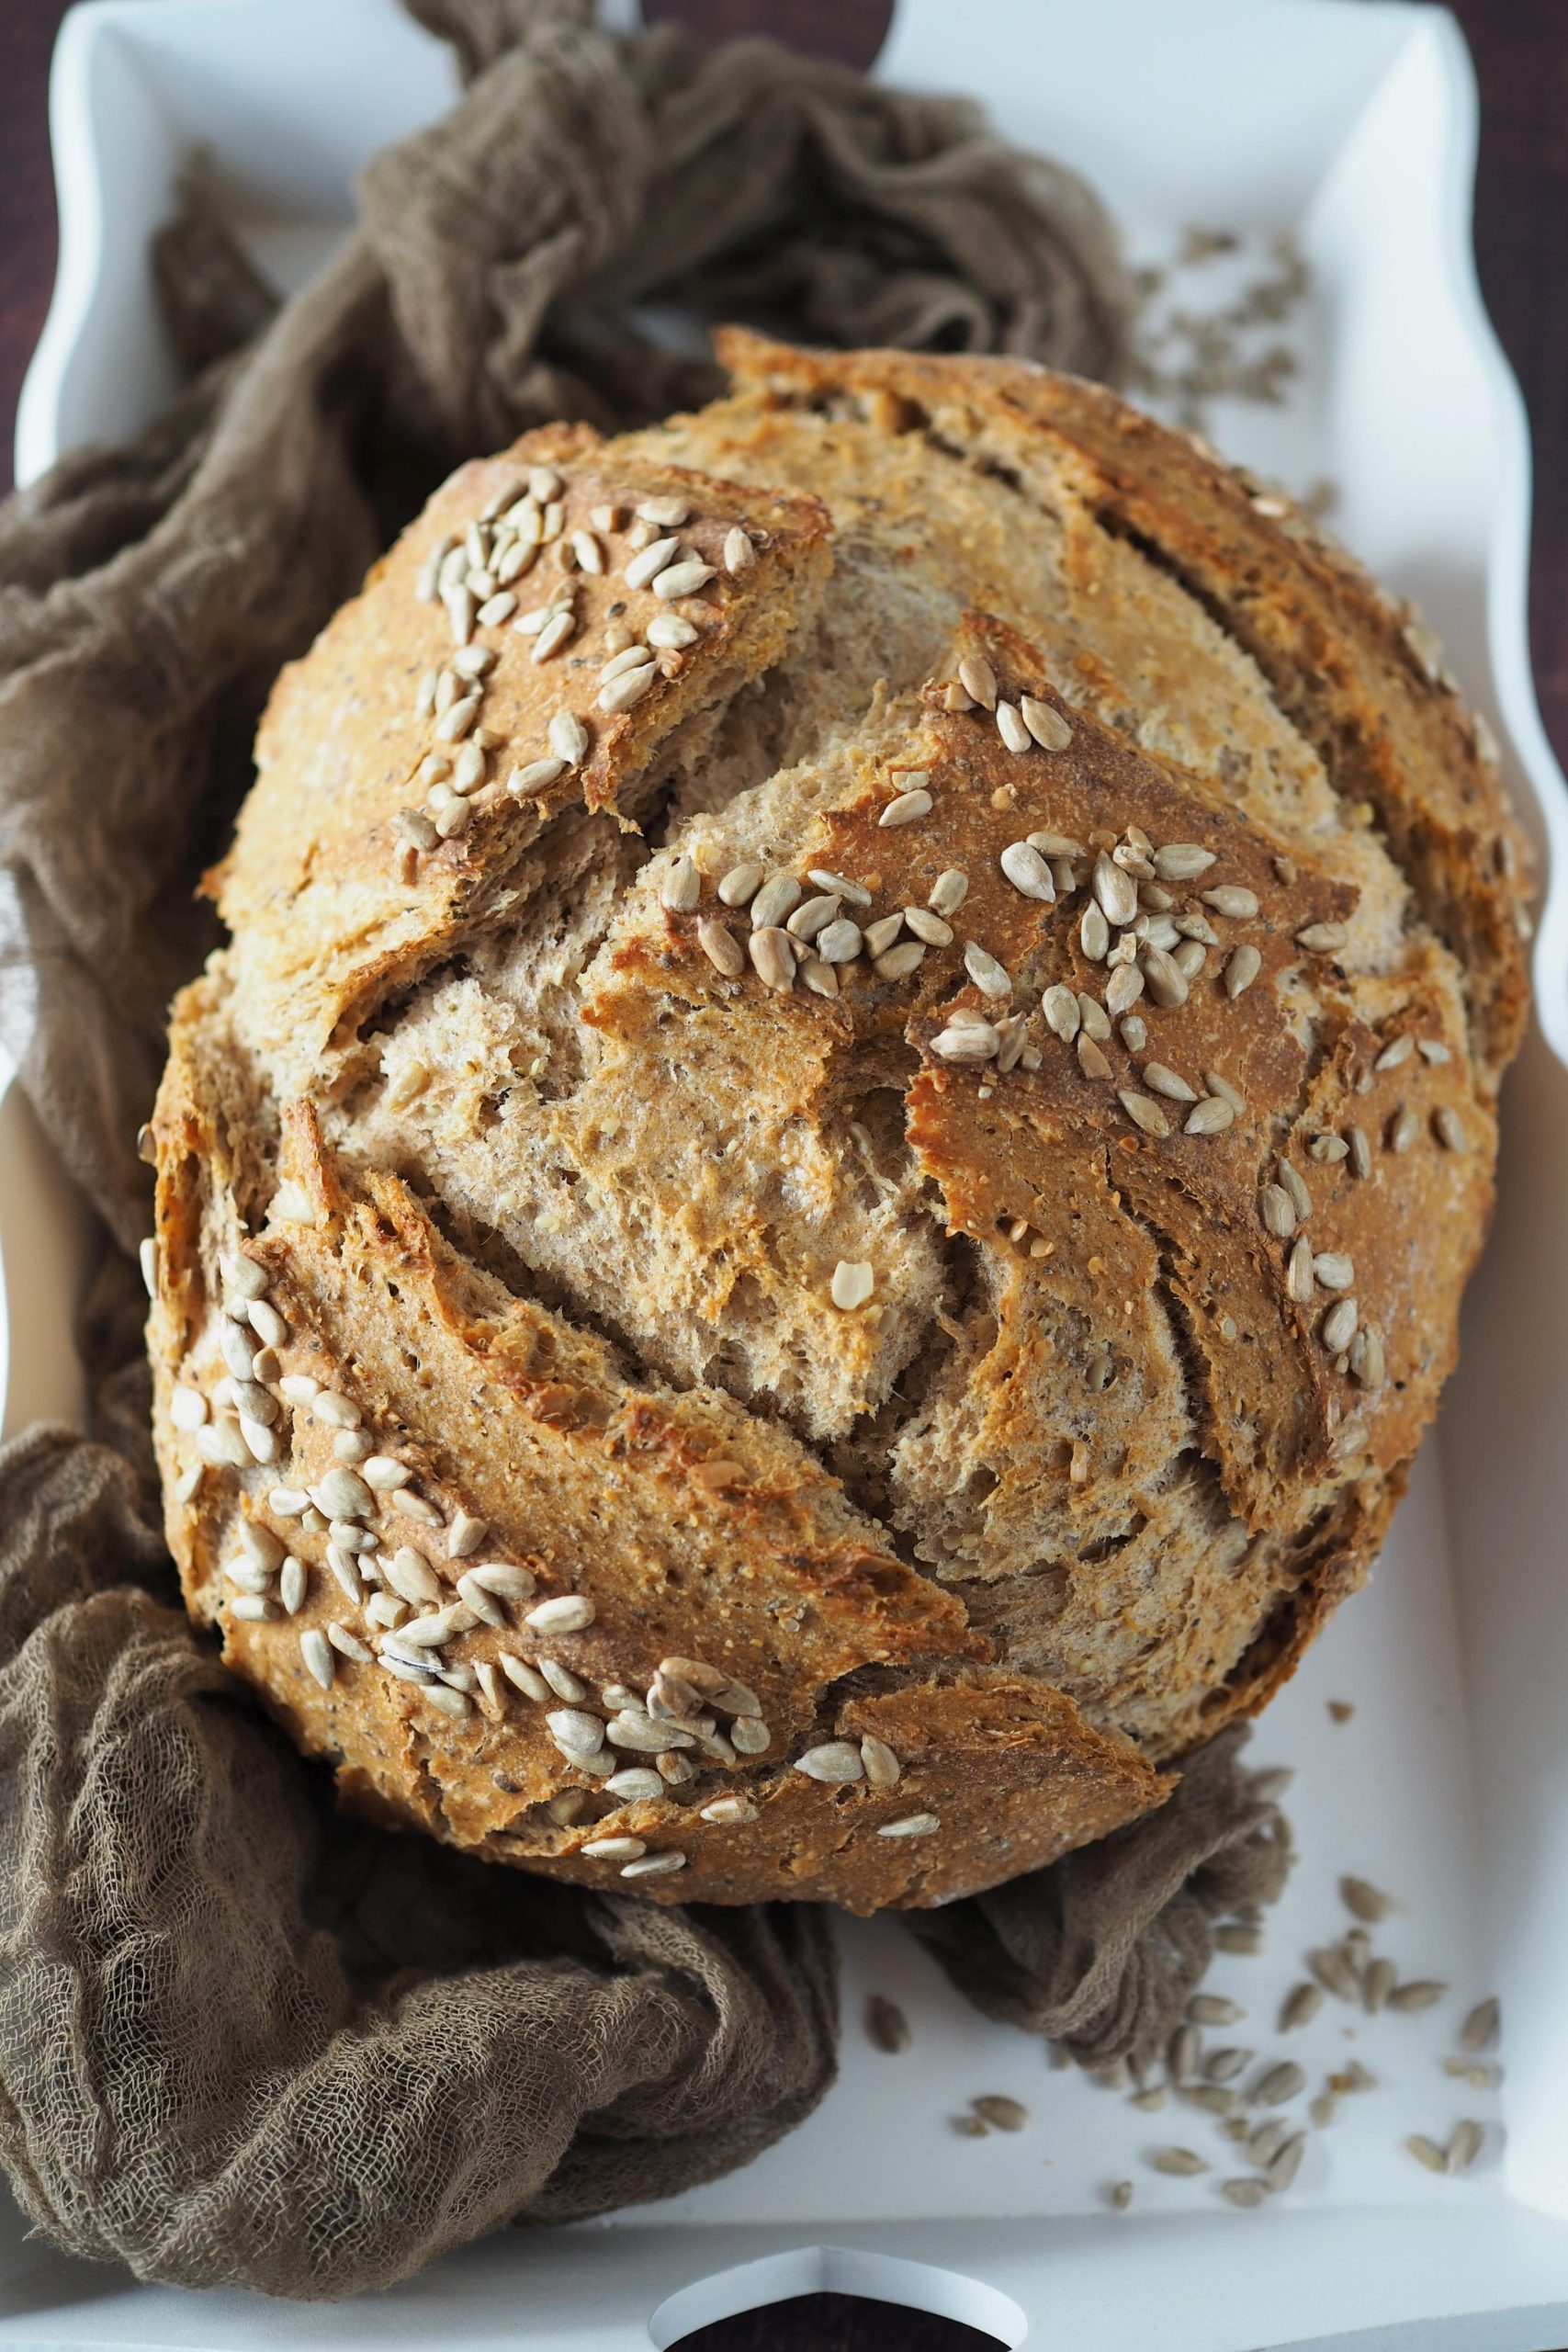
[146,340,1527,1906]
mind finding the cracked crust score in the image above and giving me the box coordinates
[145,337,1529,1910]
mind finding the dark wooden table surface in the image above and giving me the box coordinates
[1,4,1563,2347]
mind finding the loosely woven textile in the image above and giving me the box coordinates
[0,0,1285,2297]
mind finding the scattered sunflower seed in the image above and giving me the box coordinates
[1447,2120,1484,2175]
[1280,1983,1323,2032]
[972,2095,1029,2132]
[1149,2146,1208,2177]
[1188,1995,1243,2027]
[1363,1958,1397,2013]
[1187,2085,1239,2117]
[1388,1980,1448,2014]
[1254,2061,1305,2106]
[1309,1944,1360,2002]
[1341,1875,1396,1923]
[1406,2133,1448,2174]
[1460,1996,1500,2052]
[865,1995,911,2053]
[1267,2133,1307,2192]
[1222,2177,1269,2208]
[1168,2023,1200,2084]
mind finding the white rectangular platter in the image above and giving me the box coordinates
[7,1,1568,2346]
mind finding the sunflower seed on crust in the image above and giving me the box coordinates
[697,917,744,977]
[750,927,796,990]
[931,1021,999,1064]
[958,654,998,709]
[1119,1091,1169,1137]
[1297,921,1348,956]
[874,940,926,982]
[1093,851,1138,927]
[995,700,1032,754]
[1000,841,1055,899]
[526,1594,596,1634]
[795,1740,863,1782]
[1185,1096,1235,1136]
[815,918,863,964]
[500,1654,550,1702]
[1321,1297,1359,1353]
[1020,695,1072,751]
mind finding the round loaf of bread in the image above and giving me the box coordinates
[146,334,1529,1910]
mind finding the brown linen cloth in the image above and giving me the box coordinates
[0,0,1288,2299]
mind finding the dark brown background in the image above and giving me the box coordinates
[1,2,1563,2346]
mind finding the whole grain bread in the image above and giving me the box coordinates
[145,335,1529,1910]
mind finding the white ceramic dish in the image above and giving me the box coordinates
[7,1,1568,2346]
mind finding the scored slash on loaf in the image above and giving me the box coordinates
[142,331,1528,1910]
